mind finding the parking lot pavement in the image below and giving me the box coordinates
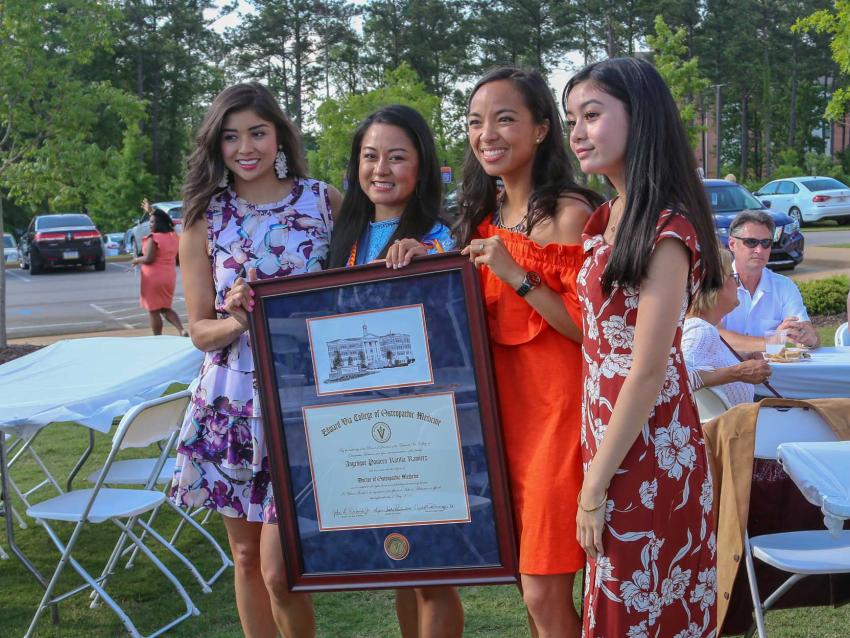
[5,261,187,339]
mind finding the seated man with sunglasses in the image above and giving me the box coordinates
[719,210,820,352]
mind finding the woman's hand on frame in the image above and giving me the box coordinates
[461,236,525,288]
[385,238,428,269]
[223,267,257,329]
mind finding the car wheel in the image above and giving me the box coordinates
[30,253,43,275]
[789,207,805,226]
[95,258,106,271]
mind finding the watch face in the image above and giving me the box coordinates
[527,271,542,286]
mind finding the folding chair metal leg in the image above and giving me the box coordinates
[163,500,232,586]
[0,542,9,560]
[124,502,231,589]
[26,517,199,638]
[744,532,768,638]
[135,518,214,593]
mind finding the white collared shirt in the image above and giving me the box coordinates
[721,266,809,336]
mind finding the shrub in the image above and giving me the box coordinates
[796,275,850,316]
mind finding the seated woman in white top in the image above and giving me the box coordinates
[682,248,772,406]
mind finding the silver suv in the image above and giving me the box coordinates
[127,201,182,256]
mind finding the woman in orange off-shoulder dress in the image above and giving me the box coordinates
[457,66,602,638]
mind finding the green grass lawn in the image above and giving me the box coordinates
[3,410,850,636]
[801,220,850,233]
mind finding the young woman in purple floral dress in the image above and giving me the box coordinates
[172,83,341,638]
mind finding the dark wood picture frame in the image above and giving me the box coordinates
[248,253,518,592]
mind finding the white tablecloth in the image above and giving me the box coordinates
[0,336,203,435]
[765,346,850,399]
[778,441,850,535]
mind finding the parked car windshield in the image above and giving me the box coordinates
[106,233,124,242]
[705,184,764,213]
[156,206,182,220]
[3,234,14,248]
[801,178,847,192]
[36,214,94,229]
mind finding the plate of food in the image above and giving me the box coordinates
[765,347,812,363]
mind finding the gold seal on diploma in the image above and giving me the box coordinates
[384,532,410,561]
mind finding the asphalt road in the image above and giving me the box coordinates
[5,261,187,339]
[3,229,849,339]
[802,229,850,246]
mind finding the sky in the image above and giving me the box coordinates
[204,1,578,107]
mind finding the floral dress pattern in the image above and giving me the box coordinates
[578,203,717,638]
[171,179,333,523]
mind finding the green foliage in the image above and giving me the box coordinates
[308,64,440,188]
[647,15,710,149]
[88,123,156,232]
[770,148,804,180]
[794,1,850,121]
[796,275,850,316]
[0,1,146,214]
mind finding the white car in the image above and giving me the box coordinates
[3,232,19,264]
[127,201,182,256]
[754,176,850,225]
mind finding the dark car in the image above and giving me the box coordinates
[703,179,804,270]
[19,213,105,274]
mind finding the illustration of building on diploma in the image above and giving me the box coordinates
[326,323,414,381]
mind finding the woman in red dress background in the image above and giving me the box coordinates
[457,66,601,638]
[132,200,186,336]
[564,57,723,637]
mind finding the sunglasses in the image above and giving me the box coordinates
[732,236,772,249]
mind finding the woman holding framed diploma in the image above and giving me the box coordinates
[172,82,341,638]
[564,57,721,637]
[328,104,462,638]
[457,66,601,638]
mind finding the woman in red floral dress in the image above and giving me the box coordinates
[564,58,724,637]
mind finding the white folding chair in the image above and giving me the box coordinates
[85,390,231,596]
[835,322,849,347]
[743,404,850,638]
[24,392,201,638]
[3,430,64,528]
[694,385,733,424]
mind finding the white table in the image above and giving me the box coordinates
[778,441,850,534]
[0,336,202,604]
[764,346,850,399]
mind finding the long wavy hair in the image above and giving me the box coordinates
[455,66,602,245]
[327,105,442,268]
[182,82,308,229]
[563,57,722,295]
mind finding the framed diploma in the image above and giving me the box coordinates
[248,253,518,591]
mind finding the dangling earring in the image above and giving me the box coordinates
[218,169,230,189]
[274,147,288,179]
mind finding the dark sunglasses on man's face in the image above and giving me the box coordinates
[732,236,772,249]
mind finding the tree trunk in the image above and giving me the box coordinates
[741,93,749,179]
[788,38,798,148]
[0,195,6,347]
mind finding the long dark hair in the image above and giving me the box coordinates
[182,82,308,229]
[328,105,442,268]
[563,57,722,295]
[455,66,602,245]
[151,208,174,233]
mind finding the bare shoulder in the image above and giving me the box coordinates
[327,184,343,221]
[552,193,594,244]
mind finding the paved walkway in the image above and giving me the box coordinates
[8,246,848,347]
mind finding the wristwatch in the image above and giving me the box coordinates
[515,271,541,297]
